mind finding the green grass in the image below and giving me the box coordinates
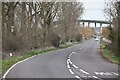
[1,43,77,76]
[0,60,2,77]
[58,44,72,48]
[100,43,120,64]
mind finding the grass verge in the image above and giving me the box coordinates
[100,43,120,65]
[0,60,2,78]
[1,43,76,77]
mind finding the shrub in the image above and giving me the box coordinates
[49,33,60,47]
[75,33,82,42]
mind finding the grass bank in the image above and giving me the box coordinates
[1,42,79,77]
[0,61,2,78]
[100,43,120,65]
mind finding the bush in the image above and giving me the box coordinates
[75,33,82,42]
[49,33,60,47]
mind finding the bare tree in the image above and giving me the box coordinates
[2,1,84,58]
[104,0,120,55]
[58,2,84,42]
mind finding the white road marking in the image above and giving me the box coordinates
[67,59,69,64]
[75,75,80,79]
[81,76,87,78]
[87,76,92,78]
[80,69,89,75]
[80,47,82,49]
[68,59,73,65]
[93,76,99,79]
[67,59,70,62]
[67,64,70,68]
[68,56,70,59]
[95,72,112,76]
[72,52,75,54]
[68,53,72,58]
[69,69,74,74]
[69,53,72,56]
[67,50,93,79]
[3,54,38,78]
[95,72,104,75]
[71,52,77,55]
[105,72,112,75]
[80,47,85,49]
[73,52,77,54]
[72,64,78,69]
[112,72,119,76]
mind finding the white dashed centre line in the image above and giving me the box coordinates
[67,64,70,68]
[72,64,78,69]
[66,49,102,80]
[69,69,74,74]
[79,69,89,75]
[112,72,119,76]
[75,75,80,79]
[93,76,99,79]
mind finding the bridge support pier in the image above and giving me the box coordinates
[100,23,102,28]
[95,23,96,28]
[100,23,102,33]
[78,22,80,26]
[109,24,111,27]
[83,22,85,27]
[88,22,90,27]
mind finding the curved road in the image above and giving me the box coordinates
[5,39,119,80]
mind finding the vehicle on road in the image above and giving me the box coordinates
[95,38,99,41]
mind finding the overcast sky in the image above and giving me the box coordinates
[80,0,108,27]
[81,0,105,20]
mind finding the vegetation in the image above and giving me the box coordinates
[79,27,95,39]
[1,42,78,76]
[100,42,120,64]
[102,27,110,39]
[1,1,85,77]
[0,61,2,77]
[104,0,120,55]
[2,2,84,59]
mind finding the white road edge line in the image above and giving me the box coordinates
[67,64,70,69]
[72,64,78,69]
[87,76,92,78]
[67,59,70,61]
[68,56,70,59]
[69,53,72,57]
[69,69,74,74]
[112,72,119,76]
[67,59,69,64]
[79,69,89,75]
[81,76,87,78]
[2,54,39,78]
[67,65,70,68]
[75,75,80,79]
[71,52,75,54]
[93,76,99,79]
[68,59,73,65]
[80,47,84,49]
[73,52,77,54]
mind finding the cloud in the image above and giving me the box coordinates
[81,0,106,20]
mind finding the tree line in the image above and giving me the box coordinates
[2,2,84,58]
[104,0,120,55]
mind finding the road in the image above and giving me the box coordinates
[5,39,119,80]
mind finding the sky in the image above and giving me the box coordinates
[81,0,105,20]
[80,0,109,27]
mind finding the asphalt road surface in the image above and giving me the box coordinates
[5,39,119,80]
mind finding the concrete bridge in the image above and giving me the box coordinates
[53,19,111,28]
[78,19,111,28]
